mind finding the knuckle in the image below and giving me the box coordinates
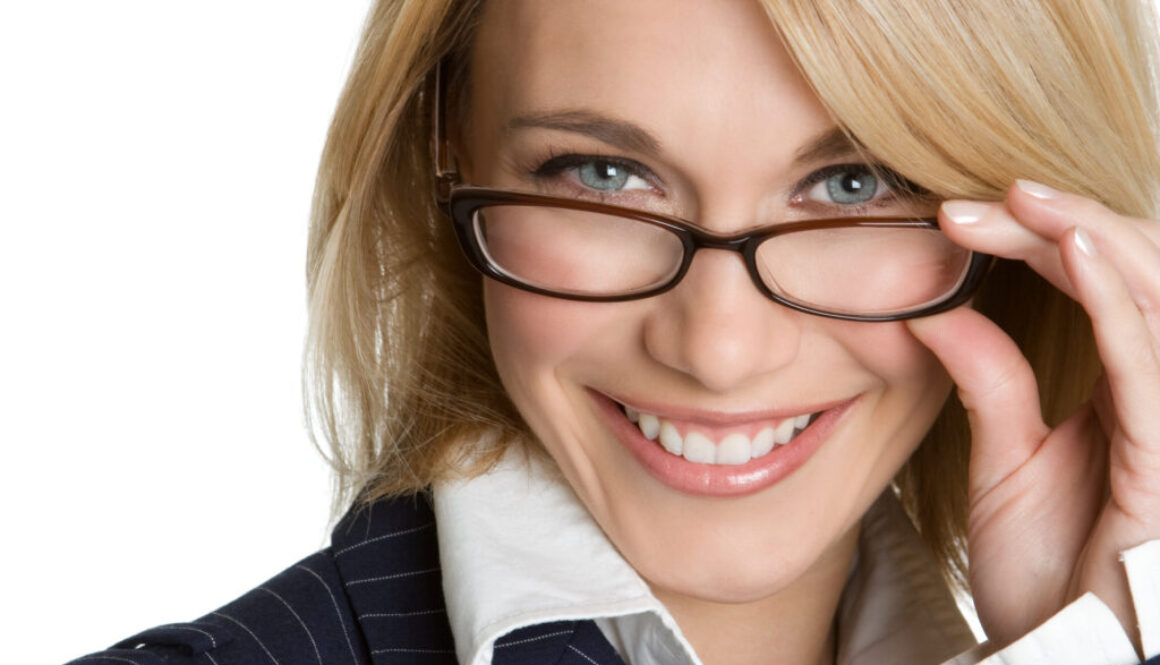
[1068,195,1112,222]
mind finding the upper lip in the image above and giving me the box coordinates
[594,389,852,425]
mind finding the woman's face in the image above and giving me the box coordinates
[464,0,952,604]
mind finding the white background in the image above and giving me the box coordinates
[1,3,373,663]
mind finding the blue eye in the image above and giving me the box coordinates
[531,154,655,195]
[827,170,878,204]
[802,166,885,206]
[576,160,649,191]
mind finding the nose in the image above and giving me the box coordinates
[643,247,802,392]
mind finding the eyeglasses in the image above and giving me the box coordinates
[429,68,990,322]
[440,187,990,321]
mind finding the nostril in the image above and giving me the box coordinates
[642,260,803,392]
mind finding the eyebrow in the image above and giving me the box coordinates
[506,110,864,167]
[505,110,662,156]
[793,127,863,165]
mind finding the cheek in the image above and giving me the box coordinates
[483,283,639,503]
[815,319,953,472]
[827,319,948,388]
[485,285,589,364]
[483,283,635,410]
[850,322,953,472]
[484,285,603,384]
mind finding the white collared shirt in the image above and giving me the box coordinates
[433,452,1160,665]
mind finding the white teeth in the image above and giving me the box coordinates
[751,427,775,458]
[773,417,797,445]
[717,433,752,465]
[659,420,683,456]
[683,432,716,464]
[622,402,817,466]
[638,413,660,440]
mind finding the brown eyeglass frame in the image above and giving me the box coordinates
[430,63,991,323]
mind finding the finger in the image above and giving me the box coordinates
[1006,179,1160,247]
[906,307,1051,495]
[939,183,1160,311]
[1061,228,1160,487]
[1092,372,1117,444]
[1006,181,1160,343]
[939,200,1078,299]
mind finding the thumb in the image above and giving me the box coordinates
[906,307,1050,494]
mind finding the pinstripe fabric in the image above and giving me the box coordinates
[330,494,456,664]
[62,492,1159,665]
[64,494,624,665]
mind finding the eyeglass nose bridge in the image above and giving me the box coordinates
[684,232,755,252]
[665,229,772,297]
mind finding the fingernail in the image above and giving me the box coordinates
[1074,227,1098,258]
[941,201,989,225]
[1016,179,1060,199]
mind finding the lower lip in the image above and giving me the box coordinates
[592,392,858,497]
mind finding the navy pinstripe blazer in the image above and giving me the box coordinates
[65,493,625,665]
[66,492,1160,665]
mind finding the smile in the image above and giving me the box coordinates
[593,390,858,496]
[619,404,820,465]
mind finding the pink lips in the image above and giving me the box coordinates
[592,391,858,497]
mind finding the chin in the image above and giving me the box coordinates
[636,520,863,608]
[597,481,866,605]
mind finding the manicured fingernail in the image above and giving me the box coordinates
[941,201,989,225]
[1016,179,1060,199]
[1074,227,1098,258]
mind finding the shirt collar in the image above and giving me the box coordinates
[836,492,978,665]
[434,451,976,665]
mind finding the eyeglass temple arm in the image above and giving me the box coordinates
[432,59,460,207]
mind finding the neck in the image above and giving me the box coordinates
[652,526,858,665]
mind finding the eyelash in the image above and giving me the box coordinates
[525,150,657,195]
[519,148,926,212]
[790,163,924,214]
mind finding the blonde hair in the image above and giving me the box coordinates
[305,0,1160,581]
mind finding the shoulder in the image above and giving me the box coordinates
[63,549,368,665]
[64,493,452,665]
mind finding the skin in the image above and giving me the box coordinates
[459,0,1160,662]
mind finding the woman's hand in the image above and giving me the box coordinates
[905,180,1160,653]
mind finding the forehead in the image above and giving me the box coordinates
[469,0,835,173]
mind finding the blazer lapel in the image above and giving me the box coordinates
[329,494,625,665]
[330,493,457,664]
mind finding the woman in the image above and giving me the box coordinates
[67,0,1160,664]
